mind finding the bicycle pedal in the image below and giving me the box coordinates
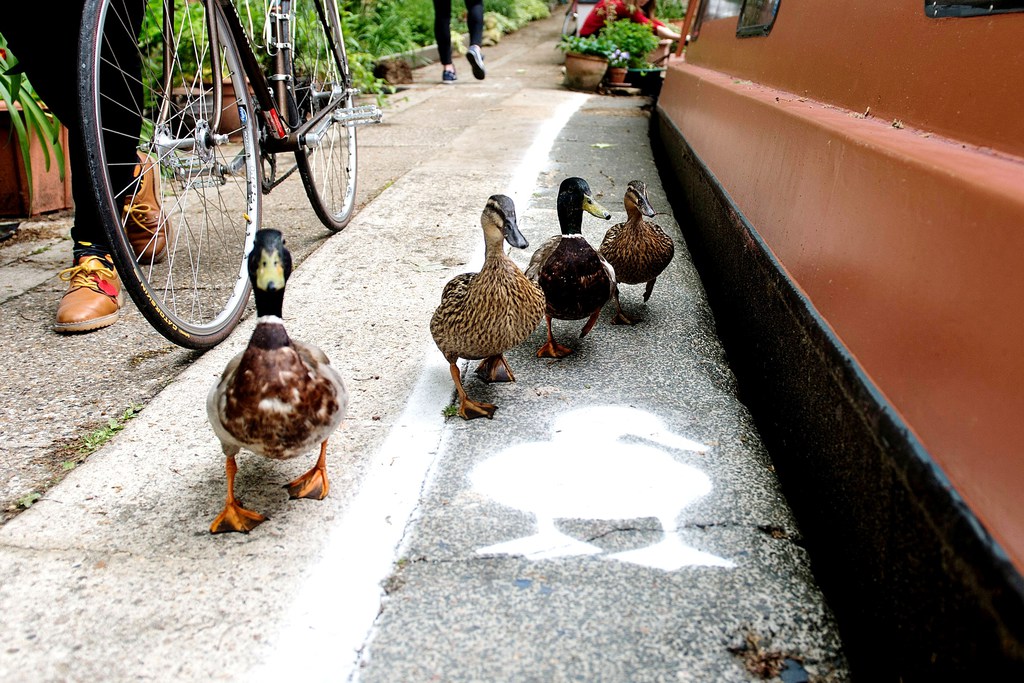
[333,104,383,126]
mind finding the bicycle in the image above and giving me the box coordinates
[561,0,599,37]
[78,0,382,349]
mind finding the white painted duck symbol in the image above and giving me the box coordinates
[471,405,734,570]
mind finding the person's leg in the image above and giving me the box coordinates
[465,0,484,48]
[465,0,486,80]
[0,9,107,260]
[2,2,143,332]
[433,0,456,81]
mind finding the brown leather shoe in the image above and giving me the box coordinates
[124,153,168,263]
[54,255,124,333]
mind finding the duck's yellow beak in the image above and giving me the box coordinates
[583,195,612,220]
[255,248,286,292]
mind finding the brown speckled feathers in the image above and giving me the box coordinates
[209,327,347,460]
[599,219,673,284]
[430,258,545,362]
[599,181,674,286]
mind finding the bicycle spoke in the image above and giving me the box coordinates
[81,0,261,348]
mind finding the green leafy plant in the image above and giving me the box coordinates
[16,492,41,509]
[485,0,550,29]
[0,32,66,205]
[558,33,613,58]
[79,405,142,456]
[599,16,661,68]
[343,0,417,58]
[657,0,688,21]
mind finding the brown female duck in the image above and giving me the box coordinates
[599,180,675,325]
[525,177,614,358]
[430,195,545,420]
[207,229,348,533]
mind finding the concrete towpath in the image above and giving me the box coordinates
[0,13,849,682]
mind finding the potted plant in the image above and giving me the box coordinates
[558,33,612,91]
[599,16,661,68]
[605,48,631,85]
[0,32,70,217]
[598,17,665,95]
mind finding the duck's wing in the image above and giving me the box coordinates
[599,220,627,254]
[293,338,348,400]
[642,219,676,263]
[598,252,618,297]
[293,338,332,368]
[525,236,561,281]
[274,339,349,443]
[430,272,477,353]
[207,349,245,455]
[439,272,476,302]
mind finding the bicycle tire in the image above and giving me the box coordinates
[79,0,261,349]
[291,0,358,232]
[561,3,578,36]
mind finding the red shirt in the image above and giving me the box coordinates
[579,0,666,37]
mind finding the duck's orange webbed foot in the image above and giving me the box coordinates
[475,354,516,383]
[537,315,573,357]
[536,340,573,358]
[459,396,498,420]
[211,453,267,534]
[448,360,497,419]
[285,442,330,500]
[610,310,638,325]
[210,499,267,534]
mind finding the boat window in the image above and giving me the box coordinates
[926,1,1024,17]
[691,0,743,40]
[737,0,782,36]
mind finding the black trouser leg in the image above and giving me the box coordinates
[433,0,453,65]
[1,1,142,262]
[465,0,484,47]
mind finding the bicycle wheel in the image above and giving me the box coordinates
[561,2,579,37]
[291,0,358,232]
[79,0,261,349]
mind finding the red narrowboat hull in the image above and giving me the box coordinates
[654,1,1024,678]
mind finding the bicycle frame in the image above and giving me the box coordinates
[157,0,379,160]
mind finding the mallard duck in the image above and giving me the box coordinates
[430,195,545,420]
[598,180,675,325]
[525,176,614,358]
[207,229,348,533]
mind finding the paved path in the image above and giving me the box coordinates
[0,14,848,682]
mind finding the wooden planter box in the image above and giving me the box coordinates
[0,106,73,217]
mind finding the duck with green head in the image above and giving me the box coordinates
[207,229,348,533]
[526,177,614,358]
[430,195,545,420]
[599,180,675,325]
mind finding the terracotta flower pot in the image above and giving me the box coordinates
[606,67,628,85]
[563,52,608,91]
[0,105,73,217]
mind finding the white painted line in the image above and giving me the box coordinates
[507,93,591,209]
[249,93,589,683]
[469,92,591,266]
